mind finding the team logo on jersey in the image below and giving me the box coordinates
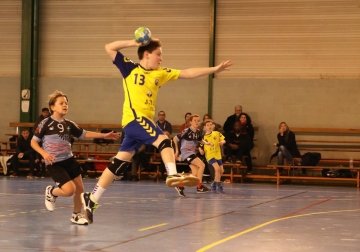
[163,67,171,73]
[124,57,132,63]
[147,91,152,97]
[49,126,54,131]
[155,79,159,86]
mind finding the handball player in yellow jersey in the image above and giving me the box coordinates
[201,120,226,193]
[81,34,231,223]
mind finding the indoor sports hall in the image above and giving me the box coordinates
[1,0,360,251]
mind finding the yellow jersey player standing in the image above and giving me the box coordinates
[81,33,232,223]
[201,120,226,193]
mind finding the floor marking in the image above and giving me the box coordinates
[281,198,331,218]
[246,191,307,208]
[196,208,360,252]
[93,211,237,251]
[138,223,168,232]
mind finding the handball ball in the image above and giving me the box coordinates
[134,27,152,46]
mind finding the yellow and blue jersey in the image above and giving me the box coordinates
[202,131,225,161]
[113,52,180,126]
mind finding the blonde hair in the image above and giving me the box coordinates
[48,90,68,113]
[279,121,289,130]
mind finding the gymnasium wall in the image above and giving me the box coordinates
[1,0,360,164]
[0,0,21,140]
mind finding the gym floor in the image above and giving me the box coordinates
[0,177,359,252]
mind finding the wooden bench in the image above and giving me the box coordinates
[1,141,16,155]
[140,152,188,181]
[243,166,279,183]
[267,164,360,188]
[222,162,247,183]
[292,127,360,153]
[72,140,119,160]
[77,158,111,177]
[143,152,248,183]
[266,127,360,187]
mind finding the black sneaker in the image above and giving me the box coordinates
[196,184,210,193]
[175,186,186,197]
[81,192,98,224]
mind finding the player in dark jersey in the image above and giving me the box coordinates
[173,114,209,193]
[31,90,120,225]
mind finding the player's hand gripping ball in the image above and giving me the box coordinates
[134,27,152,46]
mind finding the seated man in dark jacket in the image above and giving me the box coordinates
[10,128,37,178]
[224,114,254,173]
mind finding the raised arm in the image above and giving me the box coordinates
[179,60,232,79]
[104,40,141,61]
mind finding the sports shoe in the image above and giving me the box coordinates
[217,182,225,194]
[175,186,186,197]
[166,173,199,187]
[81,192,99,224]
[70,213,89,225]
[182,174,200,187]
[45,185,57,211]
[196,184,210,193]
[211,182,217,192]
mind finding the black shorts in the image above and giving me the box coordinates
[184,154,198,164]
[47,157,81,188]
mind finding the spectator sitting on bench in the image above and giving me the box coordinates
[224,114,254,174]
[272,122,301,166]
[9,128,37,178]
[34,107,51,129]
[223,105,253,136]
[179,112,192,133]
[156,110,173,136]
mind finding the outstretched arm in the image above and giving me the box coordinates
[105,40,141,61]
[179,60,232,79]
[85,131,121,140]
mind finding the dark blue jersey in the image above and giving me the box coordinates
[32,117,86,164]
[177,127,202,160]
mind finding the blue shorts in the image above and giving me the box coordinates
[120,117,163,152]
[208,158,223,166]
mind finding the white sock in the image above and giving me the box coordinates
[91,184,106,202]
[165,162,177,175]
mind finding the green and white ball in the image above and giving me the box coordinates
[134,27,152,46]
